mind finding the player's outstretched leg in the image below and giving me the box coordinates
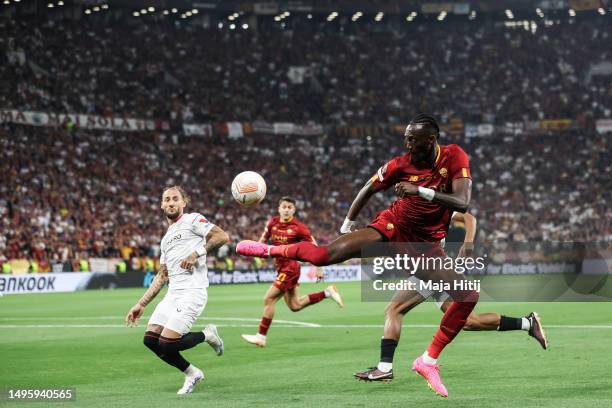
[242,285,283,347]
[412,267,480,397]
[489,312,547,349]
[354,290,424,382]
[284,285,344,312]
[438,301,549,349]
[143,326,209,394]
[237,228,383,266]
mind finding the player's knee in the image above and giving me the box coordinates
[143,334,160,352]
[158,338,179,354]
[288,303,301,312]
[465,289,479,304]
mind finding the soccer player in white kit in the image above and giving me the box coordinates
[125,186,230,394]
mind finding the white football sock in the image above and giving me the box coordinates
[184,364,199,377]
[521,317,531,331]
[422,351,437,366]
[377,362,393,373]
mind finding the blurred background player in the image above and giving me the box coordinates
[125,186,229,394]
[241,197,343,347]
[354,211,548,382]
[237,114,479,397]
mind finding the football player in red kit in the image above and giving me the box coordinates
[237,114,478,397]
[241,197,343,348]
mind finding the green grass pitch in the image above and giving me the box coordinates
[1,281,611,407]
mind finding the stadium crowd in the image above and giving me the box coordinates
[1,16,610,125]
[0,15,611,270]
[1,123,610,270]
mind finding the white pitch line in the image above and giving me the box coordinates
[0,316,321,327]
[1,324,611,329]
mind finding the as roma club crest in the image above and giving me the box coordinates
[386,223,394,231]
[439,167,448,178]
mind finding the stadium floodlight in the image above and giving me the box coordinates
[351,12,362,22]
[133,11,139,16]
[171,8,177,13]
[57,1,64,5]
[407,11,417,21]
[148,6,154,12]
[229,23,236,30]
[242,23,248,29]
[505,9,514,19]
[598,8,605,15]
[4,0,10,4]
[307,13,312,19]
[47,3,53,7]
[568,9,576,16]
[375,12,384,22]
[283,11,290,17]
[85,8,91,14]
[536,8,544,18]
[101,4,108,9]
[192,9,198,14]
[163,10,168,15]
[93,6,100,11]
[185,11,192,16]
[274,15,281,21]
[437,11,447,21]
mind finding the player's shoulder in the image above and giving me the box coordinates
[183,212,210,224]
[291,217,309,229]
[441,144,468,156]
[268,215,281,225]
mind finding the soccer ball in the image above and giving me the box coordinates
[231,171,267,207]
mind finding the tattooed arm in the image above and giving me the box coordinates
[125,264,168,327]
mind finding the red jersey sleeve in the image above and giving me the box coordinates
[448,145,471,180]
[262,218,274,241]
[371,157,401,191]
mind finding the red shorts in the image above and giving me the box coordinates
[368,210,445,258]
[272,258,301,292]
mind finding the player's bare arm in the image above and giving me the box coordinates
[454,212,477,257]
[125,264,168,326]
[180,226,230,270]
[395,177,472,213]
[341,178,378,233]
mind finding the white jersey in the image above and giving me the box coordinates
[160,212,214,290]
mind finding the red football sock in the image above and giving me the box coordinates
[258,317,272,336]
[307,291,326,305]
[427,292,479,359]
[270,242,331,266]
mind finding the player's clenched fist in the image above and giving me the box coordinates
[180,253,198,271]
[394,182,418,198]
[125,303,144,327]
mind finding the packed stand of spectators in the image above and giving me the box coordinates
[1,16,611,125]
[1,123,610,270]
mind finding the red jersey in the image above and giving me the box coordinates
[263,216,314,280]
[370,144,471,242]
[263,216,313,246]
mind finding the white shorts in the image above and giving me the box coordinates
[407,276,450,309]
[148,288,208,335]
